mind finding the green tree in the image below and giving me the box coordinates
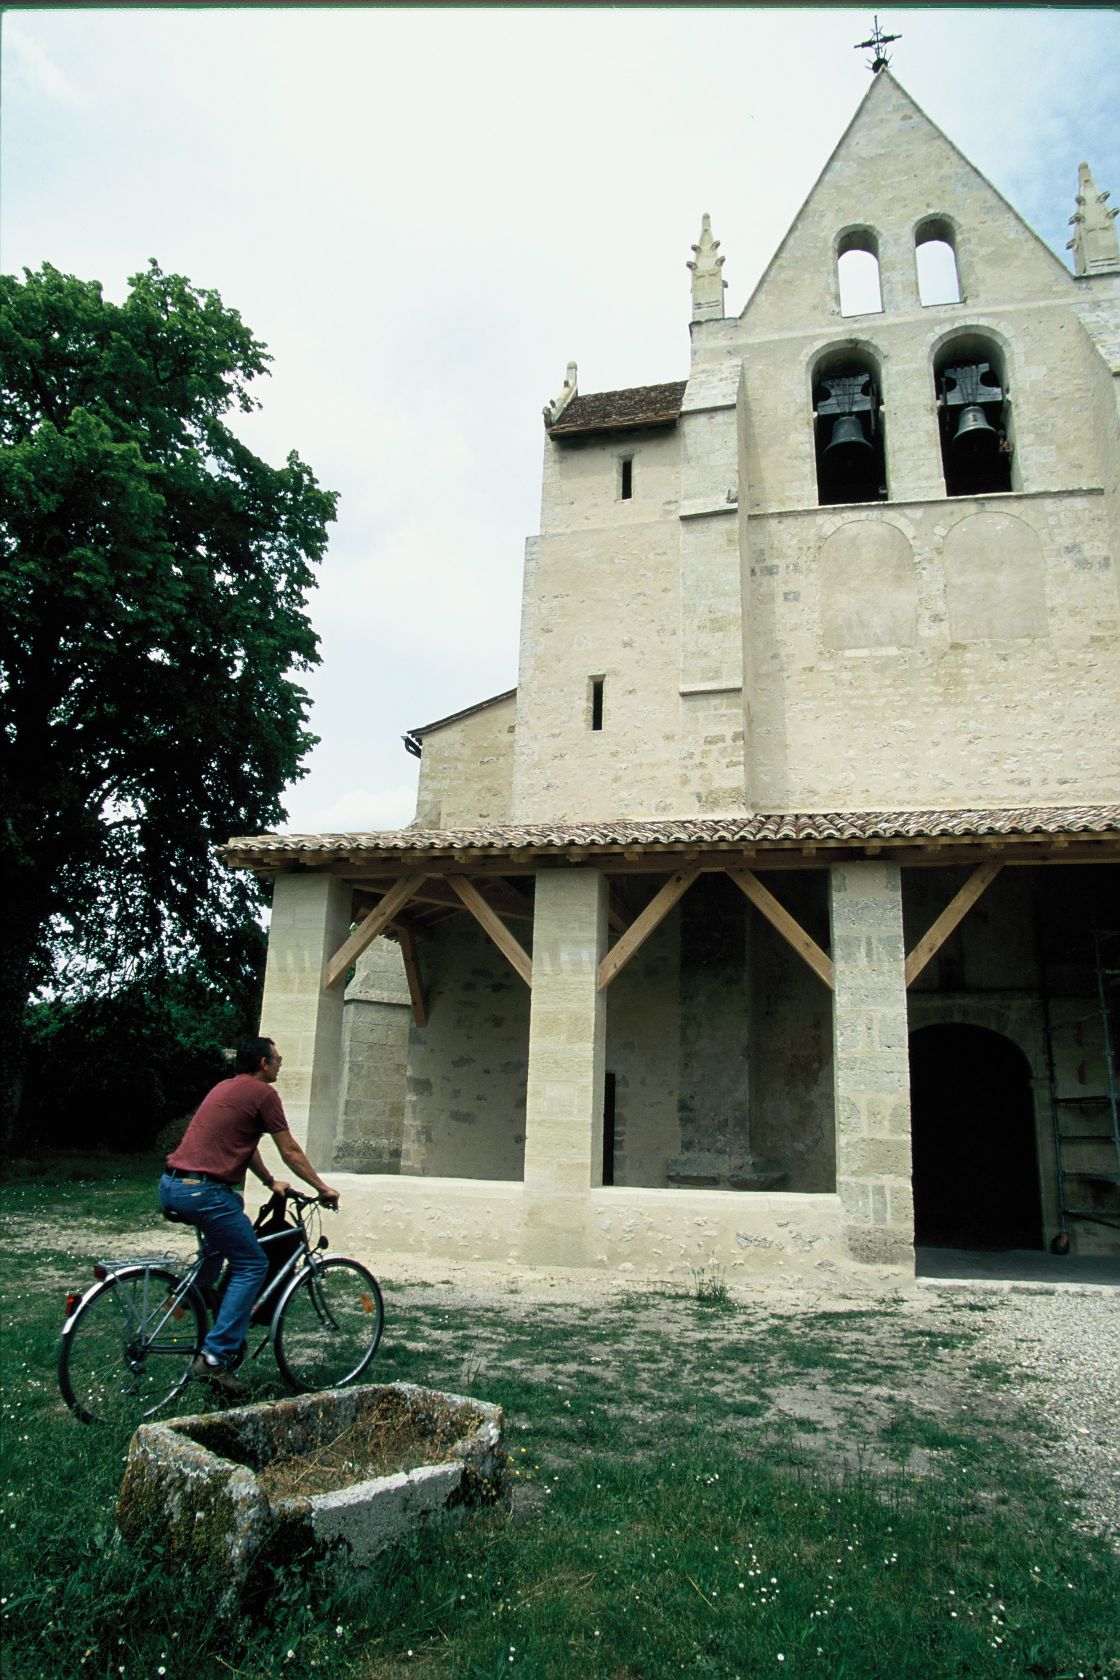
[0,261,337,1143]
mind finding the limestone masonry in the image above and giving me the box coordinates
[228,71,1120,1281]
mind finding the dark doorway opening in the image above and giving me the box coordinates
[909,1024,1042,1249]
[602,1071,616,1186]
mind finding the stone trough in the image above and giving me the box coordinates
[116,1382,509,1610]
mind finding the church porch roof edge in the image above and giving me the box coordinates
[222,806,1120,867]
[545,379,688,437]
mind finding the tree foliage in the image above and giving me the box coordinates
[0,261,337,1139]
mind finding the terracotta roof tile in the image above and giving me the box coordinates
[222,806,1120,864]
[547,380,687,437]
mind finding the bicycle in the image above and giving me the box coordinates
[58,1188,384,1426]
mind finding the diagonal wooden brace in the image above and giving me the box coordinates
[323,874,428,989]
[728,867,834,990]
[598,868,699,991]
[450,877,533,986]
[904,861,1001,987]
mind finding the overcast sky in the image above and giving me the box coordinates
[4,5,1118,836]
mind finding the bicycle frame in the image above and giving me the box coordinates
[211,1193,332,1349]
[60,1189,377,1422]
[61,1257,205,1344]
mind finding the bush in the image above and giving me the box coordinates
[18,971,254,1152]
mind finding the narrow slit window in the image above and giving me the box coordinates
[590,676,604,731]
[620,457,633,500]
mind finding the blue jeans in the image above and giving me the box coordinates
[159,1173,268,1368]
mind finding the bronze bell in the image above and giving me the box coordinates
[823,413,873,460]
[951,403,999,458]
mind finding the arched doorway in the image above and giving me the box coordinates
[909,1024,1042,1249]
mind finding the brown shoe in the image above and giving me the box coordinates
[189,1353,248,1400]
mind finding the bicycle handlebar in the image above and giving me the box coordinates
[275,1186,338,1211]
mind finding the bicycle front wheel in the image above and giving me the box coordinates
[274,1258,384,1393]
[59,1267,205,1426]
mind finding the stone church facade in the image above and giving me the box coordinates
[226,71,1120,1278]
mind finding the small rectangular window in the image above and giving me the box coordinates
[590,676,604,731]
[620,457,633,500]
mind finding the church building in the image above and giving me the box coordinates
[224,69,1120,1279]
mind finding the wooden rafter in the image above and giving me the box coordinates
[728,868,834,990]
[904,861,1002,987]
[354,875,534,921]
[323,874,428,989]
[449,877,533,986]
[598,868,699,991]
[607,890,632,935]
[397,922,429,1027]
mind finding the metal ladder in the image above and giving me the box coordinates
[1041,920,1120,1237]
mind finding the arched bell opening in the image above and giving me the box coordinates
[915,215,962,306]
[934,333,1014,497]
[836,227,883,317]
[909,1023,1042,1251]
[812,349,887,506]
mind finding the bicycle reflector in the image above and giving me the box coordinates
[92,1263,109,1280]
[64,1291,81,1318]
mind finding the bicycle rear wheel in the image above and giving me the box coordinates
[274,1258,384,1393]
[59,1267,205,1426]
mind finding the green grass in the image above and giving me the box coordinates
[1,1160,1118,1680]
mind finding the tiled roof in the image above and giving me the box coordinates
[547,380,688,437]
[222,806,1120,864]
[406,688,516,743]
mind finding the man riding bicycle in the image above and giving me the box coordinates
[159,1036,340,1398]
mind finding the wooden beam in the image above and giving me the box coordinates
[728,868,834,990]
[904,861,1002,987]
[323,874,428,989]
[449,877,533,986]
[607,890,632,936]
[598,869,699,991]
[397,923,429,1027]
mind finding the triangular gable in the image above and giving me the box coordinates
[742,72,1073,333]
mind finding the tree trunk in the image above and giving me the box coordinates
[0,868,49,1153]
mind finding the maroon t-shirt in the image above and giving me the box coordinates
[167,1074,289,1185]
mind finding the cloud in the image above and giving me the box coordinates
[280,781,419,836]
[4,22,79,107]
[5,6,1118,841]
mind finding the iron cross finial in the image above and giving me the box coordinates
[854,15,901,73]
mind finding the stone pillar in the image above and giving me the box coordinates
[521,869,608,1262]
[258,872,353,1163]
[828,861,914,1265]
[336,939,411,1174]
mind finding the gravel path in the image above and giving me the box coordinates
[967,1288,1120,1551]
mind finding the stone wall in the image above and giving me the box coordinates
[400,915,530,1181]
[511,427,684,821]
[499,77,1118,829]
[740,491,1117,811]
[413,693,517,828]
[604,902,681,1187]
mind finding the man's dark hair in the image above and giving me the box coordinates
[235,1036,275,1075]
